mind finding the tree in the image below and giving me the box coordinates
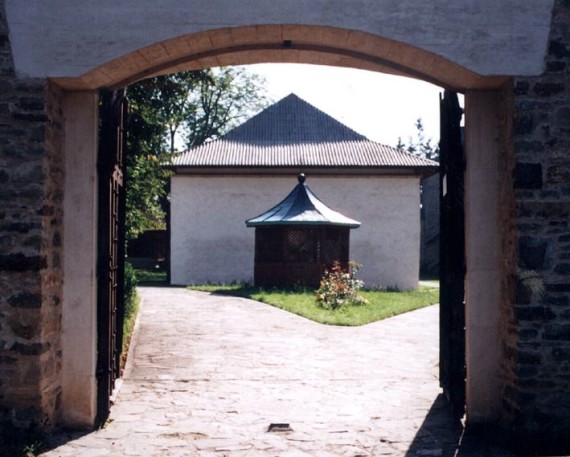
[396,118,439,162]
[126,79,174,241]
[125,67,271,240]
[184,67,270,148]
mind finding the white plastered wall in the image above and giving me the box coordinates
[170,174,421,290]
[5,0,554,79]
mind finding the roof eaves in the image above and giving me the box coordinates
[167,164,439,176]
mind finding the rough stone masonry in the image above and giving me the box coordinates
[505,0,570,447]
[0,0,64,428]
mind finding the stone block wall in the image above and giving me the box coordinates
[0,0,63,428]
[505,0,570,446]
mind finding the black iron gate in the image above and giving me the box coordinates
[97,90,128,424]
[439,90,466,417]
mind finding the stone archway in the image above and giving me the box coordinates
[5,0,570,447]
[55,24,509,431]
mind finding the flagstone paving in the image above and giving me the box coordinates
[41,286,513,456]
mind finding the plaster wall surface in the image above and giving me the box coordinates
[61,91,99,428]
[5,0,554,79]
[464,90,502,424]
[171,174,420,290]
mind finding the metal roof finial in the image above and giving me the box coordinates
[298,173,306,184]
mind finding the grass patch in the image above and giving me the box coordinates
[189,284,439,326]
[121,262,140,372]
[121,293,140,372]
[134,268,167,283]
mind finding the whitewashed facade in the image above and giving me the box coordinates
[171,173,422,289]
[169,95,435,289]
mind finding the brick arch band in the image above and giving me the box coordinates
[53,24,507,91]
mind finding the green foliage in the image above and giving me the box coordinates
[315,261,368,309]
[125,151,171,240]
[397,117,439,162]
[189,284,439,326]
[134,268,167,283]
[121,262,139,371]
[124,261,138,311]
[184,67,271,148]
[126,75,178,240]
[125,67,271,240]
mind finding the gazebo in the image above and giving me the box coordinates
[246,174,361,287]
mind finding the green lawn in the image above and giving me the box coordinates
[189,284,439,326]
[121,294,140,372]
[134,268,167,283]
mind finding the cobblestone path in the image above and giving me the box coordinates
[42,287,512,456]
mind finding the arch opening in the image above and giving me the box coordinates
[58,23,508,441]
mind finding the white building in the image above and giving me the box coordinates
[168,94,437,289]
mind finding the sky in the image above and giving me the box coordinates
[243,63,445,148]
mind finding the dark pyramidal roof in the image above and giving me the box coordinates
[171,93,439,169]
[224,93,366,144]
[245,174,361,228]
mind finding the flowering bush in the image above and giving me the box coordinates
[315,261,368,310]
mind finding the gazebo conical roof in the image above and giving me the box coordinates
[245,174,361,228]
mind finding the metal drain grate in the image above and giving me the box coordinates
[267,423,293,432]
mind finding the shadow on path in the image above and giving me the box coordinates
[405,394,514,457]
[38,287,537,456]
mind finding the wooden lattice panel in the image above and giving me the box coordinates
[254,226,350,287]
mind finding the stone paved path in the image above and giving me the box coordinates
[42,287,513,456]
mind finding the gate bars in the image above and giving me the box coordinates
[439,90,466,418]
[96,90,128,424]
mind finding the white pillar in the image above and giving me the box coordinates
[61,91,99,428]
[463,90,503,424]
